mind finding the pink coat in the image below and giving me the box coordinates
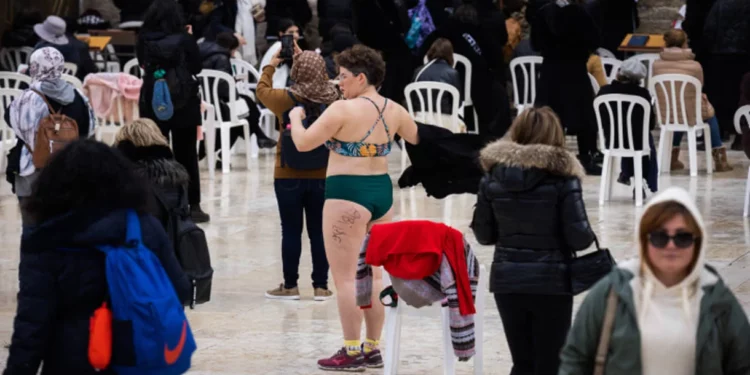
[83,73,142,124]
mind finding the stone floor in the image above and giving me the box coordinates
[0,145,749,375]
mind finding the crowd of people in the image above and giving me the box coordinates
[1,0,750,373]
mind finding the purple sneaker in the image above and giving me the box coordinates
[364,348,383,368]
[317,348,365,372]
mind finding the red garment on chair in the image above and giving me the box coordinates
[366,220,476,315]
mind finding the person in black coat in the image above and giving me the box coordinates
[531,0,601,175]
[137,0,209,223]
[471,106,595,375]
[32,16,99,81]
[585,0,639,58]
[317,0,353,42]
[682,0,717,55]
[412,38,463,115]
[3,139,191,375]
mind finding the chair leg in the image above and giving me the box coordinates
[221,126,231,174]
[383,305,402,375]
[687,129,698,177]
[205,124,216,180]
[599,154,611,205]
[657,130,669,174]
[703,126,713,174]
[744,166,750,218]
[634,153,644,207]
[440,306,456,375]
[244,124,253,168]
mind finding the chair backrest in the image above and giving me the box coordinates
[123,58,144,78]
[0,72,32,89]
[0,47,33,72]
[510,56,543,108]
[61,74,83,90]
[649,74,703,127]
[230,58,260,87]
[453,54,473,106]
[632,53,659,88]
[589,73,600,94]
[63,62,78,76]
[600,57,622,84]
[404,82,461,133]
[734,105,750,135]
[594,94,652,153]
[0,88,24,140]
[197,69,239,124]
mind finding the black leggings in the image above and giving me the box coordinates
[160,126,201,205]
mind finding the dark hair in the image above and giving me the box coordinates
[216,32,240,51]
[427,38,454,66]
[335,45,386,87]
[142,0,186,35]
[277,18,297,35]
[24,139,148,223]
[454,4,479,25]
[664,29,688,48]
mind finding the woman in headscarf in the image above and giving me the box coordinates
[5,47,95,226]
[256,49,340,303]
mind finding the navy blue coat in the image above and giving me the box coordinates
[3,209,191,375]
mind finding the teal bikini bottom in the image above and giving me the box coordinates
[324,174,393,221]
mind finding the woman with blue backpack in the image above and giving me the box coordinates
[4,139,194,375]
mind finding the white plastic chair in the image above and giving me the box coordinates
[651,74,713,177]
[594,94,653,206]
[61,74,83,90]
[510,56,543,113]
[94,96,139,144]
[0,72,31,89]
[734,105,750,217]
[383,264,487,375]
[633,53,659,88]
[123,58,144,78]
[0,47,33,72]
[231,58,275,141]
[200,102,217,180]
[600,57,622,84]
[62,62,78,76]
[197,69,252,174]
[0,89,23,170]
[421,54,476,133]
[589,73,601,95]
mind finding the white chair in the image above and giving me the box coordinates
[600,57,622,84]
[734,105,750,217]
[123,58,144,78]
[197,70,252,174]
[0,89,23,170]
[510,56,543,114]
[589,73,601,95]
[632,53,659,88]
[651,74,713,177]
[95,96,139,144]
[383,264,487,375]
[594,94,653,206]
[62,62,78,76]
[403,82,462,173]
[421,54,476,133]
[61,74,83,90]
[0,47,33,72]
[200,102,218,180]
[0,72,31,89]
[231,58,275,142]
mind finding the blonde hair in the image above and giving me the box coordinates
[115,118,169,147]
[506,107,565,148]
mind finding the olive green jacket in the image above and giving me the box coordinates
[559,261,750,375]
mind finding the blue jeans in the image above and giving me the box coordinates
[672,116,723,148]
[274,178,329,289]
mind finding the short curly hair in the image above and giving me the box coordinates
[335,45,386,87]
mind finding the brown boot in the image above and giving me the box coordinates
[671,147,684,170]
[712,147,733,172]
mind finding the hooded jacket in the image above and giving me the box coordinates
[559,187,750,375]
[471,140,595,295]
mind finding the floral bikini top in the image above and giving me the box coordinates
[325,97,392,157]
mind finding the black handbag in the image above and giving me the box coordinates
[568,236,616,295]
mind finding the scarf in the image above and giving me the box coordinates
[289,51,341,105]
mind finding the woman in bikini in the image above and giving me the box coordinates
[288,44,420,372]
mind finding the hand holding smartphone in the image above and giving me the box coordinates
[279,35,295,60]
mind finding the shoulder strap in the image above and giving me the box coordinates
[415,59,436,81]
[286,90,300,106]
[357,96,390,142]
[29,89,59,114]
[125,209,143,246]
[593,287,618,375]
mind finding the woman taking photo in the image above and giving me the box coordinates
[559,186,750,374]
[256,49,339,302]
[287,44,419,371]
[471,107,596,374]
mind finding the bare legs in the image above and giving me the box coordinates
[323,199,392,341]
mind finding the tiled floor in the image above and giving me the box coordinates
[0,145,748,374]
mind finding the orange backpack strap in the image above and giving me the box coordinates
[28,89,60,114]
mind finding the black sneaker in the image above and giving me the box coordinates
[257,137,277,149]
[190,205,210,223]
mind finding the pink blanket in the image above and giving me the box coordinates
[83,73,143,124]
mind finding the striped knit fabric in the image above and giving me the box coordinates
[356,235,480,361]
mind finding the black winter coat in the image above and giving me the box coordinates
[113,0,152,23]
[412,59,463,115]
[318,0,353,40]
[471,140,595,295]
[683,0,717,54]
[204,0,238,41]
[3,209,191,375]
[137,31,203,130]
[701,0,750,56]
[585,0,639,57]
[198,41,233,100]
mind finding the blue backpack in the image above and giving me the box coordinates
[152,69,174,121]
[101,210,196,375]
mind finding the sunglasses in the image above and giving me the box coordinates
[648,231,696,249]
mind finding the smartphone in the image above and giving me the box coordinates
[280,35,295,60]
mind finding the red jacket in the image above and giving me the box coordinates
[366,220,476,315]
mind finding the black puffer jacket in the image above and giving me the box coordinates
[412,59,463,115]
[701,0,750,56]
[198,41,233,99]
[471,140,595,295]
[3,209,191,375]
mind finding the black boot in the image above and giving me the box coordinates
[190,204,210,223]
[578,153,602,176]
[257,137,277,149]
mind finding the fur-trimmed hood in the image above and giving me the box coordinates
[479,139,586,179]
[116,141,189,188]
